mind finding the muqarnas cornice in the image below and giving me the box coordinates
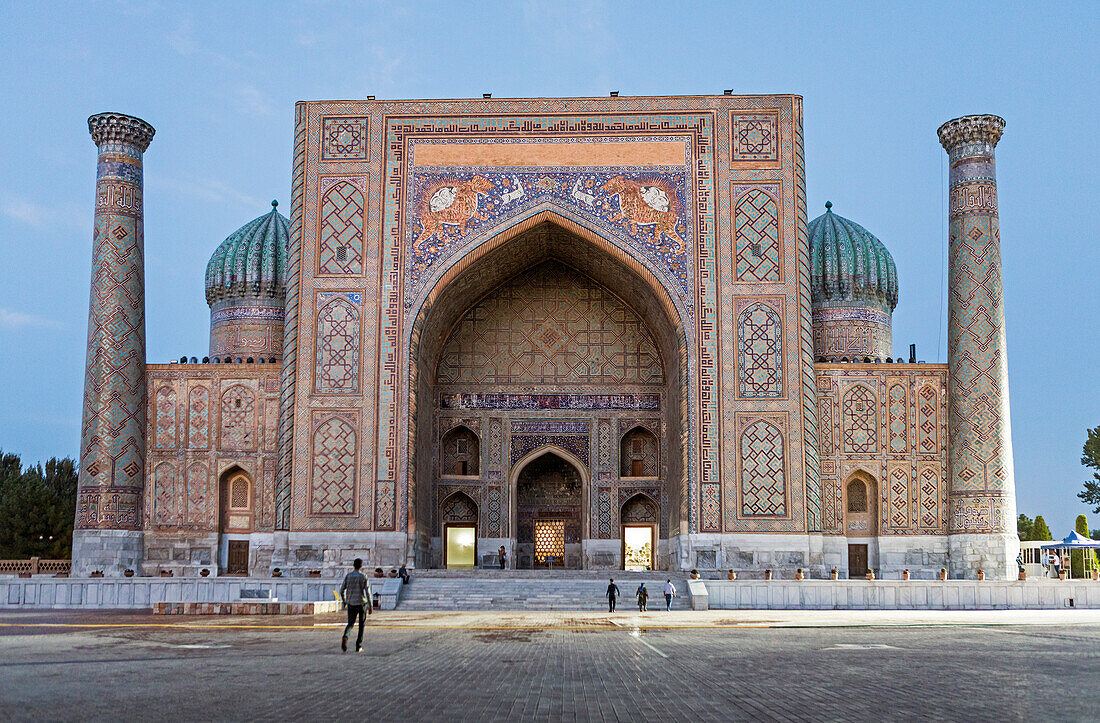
[88,112,156,151]
[937,114,1005,151]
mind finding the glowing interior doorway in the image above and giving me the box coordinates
[623,526,655,571]
[445,526,476,569]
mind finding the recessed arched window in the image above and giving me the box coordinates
[441,425,480,476]
[620,427,658,478]
[847,479,867,513]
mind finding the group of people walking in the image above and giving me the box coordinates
[606,578,676,612]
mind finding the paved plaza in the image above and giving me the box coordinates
[1,610,1099,721]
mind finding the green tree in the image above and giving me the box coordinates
[1079,425,1100,513]
[1017,514,1034,541]
[1032,515,1053,542]
[1071,514,1097,578]
[0,451,78,559]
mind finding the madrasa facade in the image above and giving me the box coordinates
[70,95,1019,579]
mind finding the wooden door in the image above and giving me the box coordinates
[848,544,868,577]
[227,540,249,575]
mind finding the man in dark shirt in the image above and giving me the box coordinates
[606,578,620,612]
[340,558,372,652]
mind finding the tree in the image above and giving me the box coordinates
[1071,514,1097,578]
[1079,425,1100,513]
[1032,515,1053,542]
[0,450,78,559]
[1017,514,1034,541]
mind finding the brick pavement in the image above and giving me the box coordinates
[0,611,1098,721]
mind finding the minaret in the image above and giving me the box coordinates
[938,114,1018,579]
[71,113,155,576]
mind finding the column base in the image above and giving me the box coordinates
[949,532,1020,580]
[71,529,144,577]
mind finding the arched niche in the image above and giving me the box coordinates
[620,426,659,478]
[407,212,690,567]
[440,425,480,477]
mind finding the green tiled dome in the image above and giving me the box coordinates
[205,200,289,306]
[809,202,898,312]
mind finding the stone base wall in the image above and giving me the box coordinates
[950,532,1020,580]
[71,530,144,577]
[822,535,950,579]
[699,579,1100,610]
[277,532,409,575]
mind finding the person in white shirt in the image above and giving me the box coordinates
[663,579,676,611]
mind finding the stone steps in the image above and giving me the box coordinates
[394,576,692,611]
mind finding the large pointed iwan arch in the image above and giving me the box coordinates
[403,210,693,565]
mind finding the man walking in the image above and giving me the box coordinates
[340,558,372,653]
[663,578,676,611]
[499,545,507,570]
[606,578,620,612]
[636,582,648,612]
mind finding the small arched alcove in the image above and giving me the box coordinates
[218,466,252,575]
[620,426,659,479]
[843,470,878,577]
[441,425,480,477]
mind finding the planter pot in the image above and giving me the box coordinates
[309,570,322,578]
[89,571,104,578]
[795,572,804,581]
[272,569,282,578]
[1058,571,1067,580]
[123,569,134,578]
[1091,571,1098,581]
[764,570,773,581]
[902,570,911,581]
[977,571,985,581]
[865,572,875,581]
[200,569,210,578]
[159,570,173,578]
[690,573,700,580]
[1018,570,1027,581]
[830,571,839,580]
[939,571,947,581]
[726,572,737,581]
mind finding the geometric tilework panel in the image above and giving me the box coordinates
[318,181,364,274]
[596,489,613,539]
[185,462,208,527]
[321,117,369,162]
[440,492,477,522]
[220,385,255,451]
[919,467,940,529]
[740,420,786,516]
[734,190,780,282]
[888,384,907,454]
[436,261,664,387]
[486,486,503,536]
[310,416,357,515]
[188,386,210,449]
[621,494,658,524]
[842,384,878,454]
[154,386,176,450]
[889,467,909,529]
[918,385,938,455]
[153,462,176,525]
[700,482,721,531]
[736,302,783,398]
[314,296,361,394]
[731,111,779,162]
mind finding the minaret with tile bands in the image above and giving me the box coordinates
[71,112,155,576]
[938,114,1018,579]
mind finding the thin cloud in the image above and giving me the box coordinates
[147,175,264,212]
[236,85,274,117]
[0,192,86,232]
[0,308,63,331]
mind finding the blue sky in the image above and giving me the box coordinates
[0,1,1096,535]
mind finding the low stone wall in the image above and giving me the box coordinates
[153,601,341,615]
[1,577,342,610]
[698,579,1100,610]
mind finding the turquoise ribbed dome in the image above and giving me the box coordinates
[205,201,289,305]
[808,202,898,312]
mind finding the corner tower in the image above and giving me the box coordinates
[938,114,1018,579]
[204,201,289,361]
[72,112,155,576]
